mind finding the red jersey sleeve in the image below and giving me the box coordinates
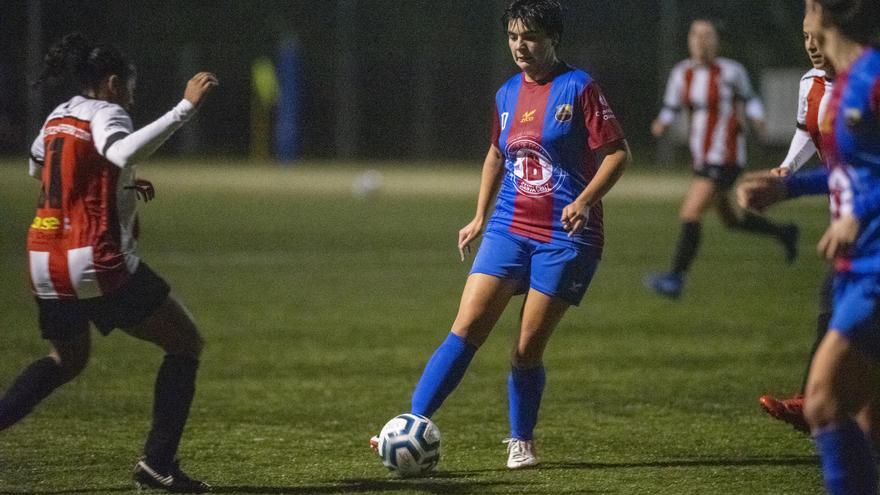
[579,82,625,151]
[490,103,501,148]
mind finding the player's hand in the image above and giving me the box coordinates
[124,179,156,202]
[561,199,590,237]
[458,217,484,262]
[736,171,788,212]
[817,214,860,260]
[184,72,219,107]
[650,119,667,138]
[770,167,791,177]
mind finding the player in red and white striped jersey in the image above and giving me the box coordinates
[645,19,800,299]
[0,33,216,492]
[752,11,835,434]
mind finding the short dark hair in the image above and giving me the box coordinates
[35,32,135,91]
[502,0,565,47]
[815,0,880,45]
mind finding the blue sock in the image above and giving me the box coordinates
[508,365,546,441]
[815,420,878,495]
[410,333,477,418]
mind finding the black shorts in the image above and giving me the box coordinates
[693,164,742,191]
[35,262,171,341]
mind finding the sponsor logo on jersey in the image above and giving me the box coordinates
[844,108,862,128]
[501,112,509,131]
[44,124,92,142]
[31,216,61,230]
[554,104,573,123]
[506,138,565,197]
[520,109,537,123]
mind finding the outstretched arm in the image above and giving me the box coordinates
[99,72,218,168]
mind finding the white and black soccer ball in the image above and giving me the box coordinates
[377,413,441,476]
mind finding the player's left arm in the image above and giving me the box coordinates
[563,83,630,236]
[737,64,767,139]
[562,140,630,235]
[28,129,45,180]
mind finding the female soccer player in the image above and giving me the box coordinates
[373,0,629,469]
[645,19,799,299]
[740,0,880,491]
[757,8,835,434]
[0,33,217,492]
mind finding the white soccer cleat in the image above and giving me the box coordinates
[369,435,379,451]
[504,438,539,469]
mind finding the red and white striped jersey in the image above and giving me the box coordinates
[657,57,765,168]
[780,68,833,172]
[27,96,139,300]
[797,68,833,155]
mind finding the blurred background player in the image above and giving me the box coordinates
[740,0,880,491]
[372,0,629,469]
[645,19,799,299]
[756,7,835,434]
[0,33,217,492]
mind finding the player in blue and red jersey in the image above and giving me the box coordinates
[739,0,880,492]
[371,0,629,469]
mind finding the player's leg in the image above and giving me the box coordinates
[644,176,715,298]
[123,294,204,482]
[509,290,571,436]
[759,271,832,433]
[804,330,880,495]
[0,300,91,431]
[0,332,91,431]
[504,246,598,468]
[715,189,799,263]
[410,273,520,418]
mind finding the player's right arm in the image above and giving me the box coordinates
[458,144,504,261]
[28,128,45,180]
[95,72,218,168]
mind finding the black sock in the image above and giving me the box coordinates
[143,355,199,471]
[0,357,64,431]
[671,221,701,275]
[737,211,785,237]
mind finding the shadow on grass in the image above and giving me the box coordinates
[541,456,818,470]
[210,477,525,494]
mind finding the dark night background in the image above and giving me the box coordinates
[0,1,809,161]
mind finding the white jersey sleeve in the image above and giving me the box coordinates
[97,99,196,168]
[658,62,685,125]
[733,62,765,121]
[28,128,45,179]
[91,103,135,159]
[780,73,820,172]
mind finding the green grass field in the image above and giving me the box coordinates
[0,160,832,494]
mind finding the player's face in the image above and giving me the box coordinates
[803,14,827,70]
[507,19,558,78]
[687,21,718,63]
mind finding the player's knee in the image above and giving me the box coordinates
[49,349,89,382]
[804,389,844,430]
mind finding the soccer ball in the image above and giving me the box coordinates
[377,413,441,476]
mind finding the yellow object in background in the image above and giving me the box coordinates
[250,57,279,161]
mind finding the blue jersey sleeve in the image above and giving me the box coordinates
[784,168,829,198]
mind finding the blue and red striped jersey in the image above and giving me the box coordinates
[821,48,880,273]
[487,64,625,256]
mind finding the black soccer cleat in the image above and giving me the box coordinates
[133,457,211,493]
[780,224,800,264]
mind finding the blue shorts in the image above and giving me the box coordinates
[829,273,880,361]
[470,229,600,306]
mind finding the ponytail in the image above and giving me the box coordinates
[34,32,134,91]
